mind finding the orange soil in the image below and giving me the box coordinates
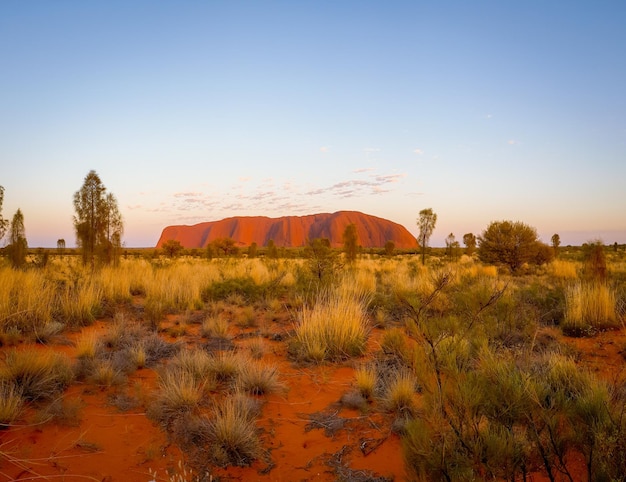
[2,309,624,482]
[0,313,405,481]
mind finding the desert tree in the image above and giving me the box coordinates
[266,239,278,259]
[445,232,460,260]
[8,208,27,269]
[478,220,545,273]
[342,223,359,264]
[211,237,239,257]
[582,240,607,282]
[304,237,340,284]
[384,240,395,256]
[463,232,477,256]
[417,208,437,265]
[551,233,561,258]
[248,242,258,258]
[57,239,66,253]
[0,185,9,241]
[162,239,184,258]
[73,170,123,266]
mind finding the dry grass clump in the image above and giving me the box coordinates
[292,288,370,362]
[0,268,56,337]
[208,351,244,383]
[380,328,411,361]
[206,396,263,467]
[58,277,103,326]
[548,259,579,279]
[148,371,205,428]
[235,359,283,395]
[0,381,24,427]
[383,370,418,415]
[354,364,377,400]
[169,349,214,386]
[75,331,102,360]
[563,282,618,336]
[0,349,73,401]
[201,314,230,339]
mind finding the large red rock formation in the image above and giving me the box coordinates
[156,211,418,249]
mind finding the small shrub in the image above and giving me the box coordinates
[0,349,73,401]
[206,397,263,467]
[291,289,370,362]
[380,328,410,361]
[236,359,283,395]
[563,282,618,336]
[201,315,230,339]
[383,370,417,415]
[148,371,204,428]
[354,365,377,399]
[0,381,23,427]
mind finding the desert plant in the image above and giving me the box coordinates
[562,282,617,336]
[383,370,417,415]
[0,381,23,427]
[354,365,377,400]
[206,397,263,467]
[201,314,230,339]
[149,371,204,427]
[291,288,370,362]
[236,359,283,395]
[0,349,73,401]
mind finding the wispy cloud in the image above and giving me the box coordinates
[413,148,424,155]
[319,146,330,153]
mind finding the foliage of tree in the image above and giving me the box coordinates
[57,239,66,253]
[0,186,8,241]
[161,239,184,258]
[445,232,461,260]
[477,220,550,272]
[342,223,359,264]
[248,242,258,258]
[73,170,123,267]
[417,208,437,265]
[304,237,341,284]
[266,239,278,259]
[211,237,239,257]
[582,240,607,281]
[551,233,561,258]
[8,209,27,269]
[384,240,395,256]
[463,232,477,256]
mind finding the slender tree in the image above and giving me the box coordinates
[0,186,9,241]
[73,170,123,266]
[57,239,66,254]
[8,209,27,269]
[463,232,477,256]
[445,232,460,260]
[342,223,359,264]
[417,208,437,265]
[551,233,561,258]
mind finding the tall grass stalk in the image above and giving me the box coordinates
[563,282,617,335]
[293,288,370,362]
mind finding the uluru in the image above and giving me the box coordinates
[156,211,418,249]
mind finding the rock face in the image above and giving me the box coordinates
[156,211,418,249]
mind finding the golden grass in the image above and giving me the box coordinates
[548,259,579,279]
[0,349,73,401]
[0,381,23,427]
[201,314,230,339]
[207,396,262,467]
[354,365,377,399]
[235,359,283,395]
[293,288,370,362]
[383,370,417,414]
[563,282,618,335]
[75,331,100,359]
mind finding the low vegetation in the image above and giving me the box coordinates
[0,243,624,479]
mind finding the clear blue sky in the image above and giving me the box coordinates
[1,1,625,247]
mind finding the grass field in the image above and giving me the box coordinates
[0,248,625,481]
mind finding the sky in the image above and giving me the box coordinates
[1,1,625,248]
